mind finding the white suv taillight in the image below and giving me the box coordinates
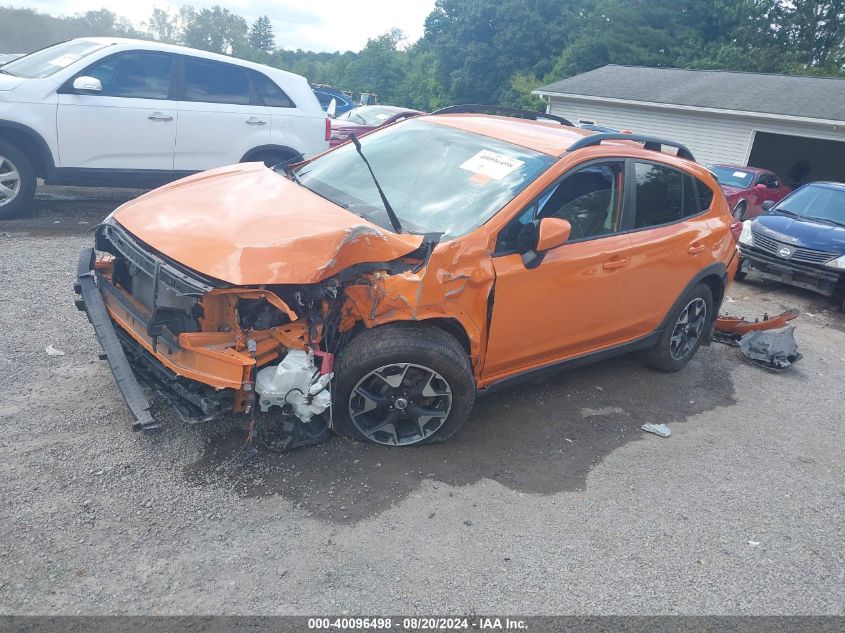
[325,118,331,142]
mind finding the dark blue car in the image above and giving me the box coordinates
[737,181,845,310]
[311,85,355,116]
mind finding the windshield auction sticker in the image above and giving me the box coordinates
[459,150,524,180]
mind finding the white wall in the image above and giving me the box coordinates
[548,96,845,168]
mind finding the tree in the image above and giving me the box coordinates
[249,15,275,54]
[146,7,181,42]
[182,5,248,55]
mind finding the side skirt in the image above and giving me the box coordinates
[477,331,660,397]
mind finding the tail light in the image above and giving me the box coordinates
[325,118,331,142]
[729,220,743,243]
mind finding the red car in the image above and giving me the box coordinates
[708,164,791,220]
[329,105,422,147]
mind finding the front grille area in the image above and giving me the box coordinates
[95,222,217,336]
[751,229,839,265]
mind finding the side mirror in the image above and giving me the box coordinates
[72,76,102,94]
[326,98,337,119]
[762,200,775,212]
[755,183,767,190]
[520,217,572,268]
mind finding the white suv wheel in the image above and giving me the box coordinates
[0,154,21,207]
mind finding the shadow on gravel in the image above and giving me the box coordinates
[186,346,735,523]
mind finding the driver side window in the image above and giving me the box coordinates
[495,161,624,254]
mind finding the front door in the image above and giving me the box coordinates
[57,51,177,171]
[483,160,633,382]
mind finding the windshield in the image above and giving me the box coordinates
[773,185,845,225]
[2,40,108,78]
[709,166,754,189]
[296,119,555,238]
[338,106,402,126]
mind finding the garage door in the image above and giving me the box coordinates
[748,131,845,188]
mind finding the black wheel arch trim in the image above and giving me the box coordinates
[657,262,728,343]
[0,120,56,177]
[240,144,303,164]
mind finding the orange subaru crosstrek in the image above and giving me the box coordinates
[75,106,740,446]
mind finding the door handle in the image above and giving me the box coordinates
[147,112,173,122]
[602,257,628,271]
[246,117,267,126]
[688,243,706,255]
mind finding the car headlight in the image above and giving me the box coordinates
[825,254,845,269]
[738,220,753,246]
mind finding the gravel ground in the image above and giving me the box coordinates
[0,187,843,615]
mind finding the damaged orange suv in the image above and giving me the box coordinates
[75,105,739,446]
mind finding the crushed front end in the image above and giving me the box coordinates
[74,220,337,434]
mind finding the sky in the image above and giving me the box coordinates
[25,0,438,52]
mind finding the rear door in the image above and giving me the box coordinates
[615,160,717,337]
[57,50,177,171]
[174,56,270,172]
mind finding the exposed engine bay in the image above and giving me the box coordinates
[77,217,448,448]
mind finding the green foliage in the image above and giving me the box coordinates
[2,1,843,110]
[249,16,275,55]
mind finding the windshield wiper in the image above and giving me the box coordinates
[774,208,798,217]
[283,163,301,185]
[806,215,845,228]
[348,133,403,233]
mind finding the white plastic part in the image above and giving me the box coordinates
[255,349,332,422]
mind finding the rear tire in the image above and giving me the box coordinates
[333,323,475,446]
[0,140,36,220]
[640,283,714,373]
[245,151,300,169]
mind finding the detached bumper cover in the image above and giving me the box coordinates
[74,248,159,432]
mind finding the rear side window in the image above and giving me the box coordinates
[84,52,173,100]
[634,162,705,228]
[183,57,251,105]
[697,178,714,210]
[251,71,295,108]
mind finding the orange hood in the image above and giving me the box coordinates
[113,163,424,285]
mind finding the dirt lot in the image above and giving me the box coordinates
[0,187,843,615]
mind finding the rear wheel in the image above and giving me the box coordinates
[0,140,36,219]
[640,283,713,373]
[333,323,475,446]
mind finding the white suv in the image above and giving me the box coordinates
[0,38,330,218]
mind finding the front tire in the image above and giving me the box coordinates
[640,283,714,373]
[0,140,36,220]
[333,323,475,446]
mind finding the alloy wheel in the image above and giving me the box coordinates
[0,155,21,207]
[669,297,708,360]
[349,362,452,446]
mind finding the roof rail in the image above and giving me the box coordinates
[430,104,574,127]
[567,133,696,161]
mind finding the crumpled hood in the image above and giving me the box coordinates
[113,162,423,285]
[753,214,845,253]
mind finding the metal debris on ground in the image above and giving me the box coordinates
[713,308,799,346]
[739,326,802,372]
[641,423,671,438]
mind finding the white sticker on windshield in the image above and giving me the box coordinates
[732,171,747,178]
[460,150,524,180]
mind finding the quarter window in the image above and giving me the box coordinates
[697,179,714,210]
[251,71,294,108]
[83,52,173,100]
[183,57,251,105]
